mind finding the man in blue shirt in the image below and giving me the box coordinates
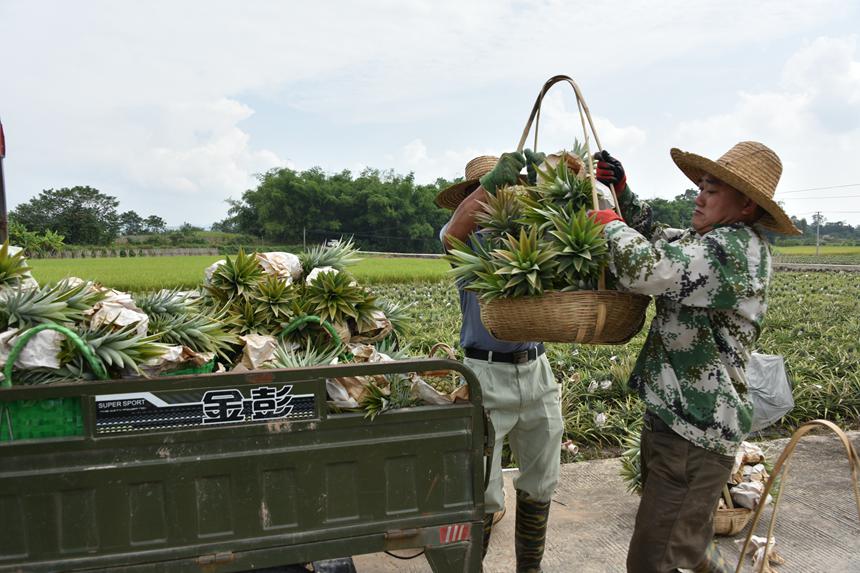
[437,153,563,573]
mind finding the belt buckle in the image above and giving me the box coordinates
[512,350,529,364]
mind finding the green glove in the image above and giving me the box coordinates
[480,151,525,194]
[523,148,546,185]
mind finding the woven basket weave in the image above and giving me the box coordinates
[479,290,650,344]
[714,507,752,536]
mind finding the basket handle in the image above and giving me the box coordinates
[1,323,109,387]
[734,419,860,573]
[515,75,621,216]
[428,342,457,361]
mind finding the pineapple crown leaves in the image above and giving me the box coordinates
[490,226,559,297]
[135,288,198,317]
[227,297,271,335]
[253,274,298,321]
[63,322,167,375]
[532,156,593,210]
[376,298,414,340]
[443,233,497,286]
[0,281,93,330]
[547,208,609,282]
[51,279,107,313]
[351,289,383,334]
[207,249,264,300]
[299,237,361,276]
[268,338,341,369]
[0,241,33,287]
[474,186,525,240]
[303,270,365,324]
[148,311,240,361]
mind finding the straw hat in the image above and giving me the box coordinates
[670,141,800,235]
[435,156,499,210]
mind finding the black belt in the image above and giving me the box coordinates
[464,344,545,364]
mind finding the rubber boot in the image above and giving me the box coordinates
[691,541,732,573]
[482,512,494,560]
[514,489,551,573]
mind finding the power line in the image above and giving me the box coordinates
[783,195,860,200]
[780,183,860,194]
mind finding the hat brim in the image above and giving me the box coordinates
[435,179,480,210]
[670,148,801,235]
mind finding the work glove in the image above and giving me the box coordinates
[523,148,546,185]
[479,151,525,194]
[593,150,626,192]
[588,208,625,227]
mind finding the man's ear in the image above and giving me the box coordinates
[740,196,764,220]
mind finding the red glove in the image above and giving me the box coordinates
[593,150,627,192]
[589,209,624,226]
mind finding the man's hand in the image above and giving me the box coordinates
[594,150,626,191]
[479,151,525,194]
[589,208,625,227]
[524,148,546,185]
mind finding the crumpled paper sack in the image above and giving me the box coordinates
[87,287,149,335]
[730,480,773,509]
[238,334,278,370]
[735,535,785,572]
[0,327,64,372]
[141,346,214,376]
[257,252,302,283]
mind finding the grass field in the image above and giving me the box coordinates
[772,245,860,254]
[27,255,451,291]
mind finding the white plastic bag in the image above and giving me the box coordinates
[746,353,794,432]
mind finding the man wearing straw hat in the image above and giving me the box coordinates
[437,151,564,573]
[590,142,801,573]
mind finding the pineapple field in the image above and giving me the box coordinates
[372,269,860,459]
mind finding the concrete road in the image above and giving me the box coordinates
[355,430,860,572]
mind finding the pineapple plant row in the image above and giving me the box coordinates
[445,149,610,299]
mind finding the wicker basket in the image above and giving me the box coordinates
[475,75,650,344]
[714,507,752,536]
[714,484,752,537]
[480,290,650,344]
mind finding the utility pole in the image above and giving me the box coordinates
[303,226,306,250]
[0,116,7,243]
[815,210,821,256]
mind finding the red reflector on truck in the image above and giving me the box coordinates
[438,523,471,544]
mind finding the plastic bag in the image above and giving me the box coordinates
[746,353,794,431]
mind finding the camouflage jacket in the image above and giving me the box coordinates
[605,188,772,455]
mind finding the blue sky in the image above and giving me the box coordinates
[2,0,860,227]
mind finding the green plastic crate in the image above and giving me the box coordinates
[0,397,84,441]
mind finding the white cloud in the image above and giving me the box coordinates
[2,0,858,225]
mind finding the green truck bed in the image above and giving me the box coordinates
[0,358,488,572]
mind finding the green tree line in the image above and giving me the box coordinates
[213,167,454,252]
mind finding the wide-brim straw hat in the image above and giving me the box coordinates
[671,141,801,235]
[435,156,499,210]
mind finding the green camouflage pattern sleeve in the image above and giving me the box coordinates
[603,220,773,455]
[615,184,653,238]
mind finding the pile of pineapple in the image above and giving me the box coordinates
[0,239,447,418]
[445,149,611,299]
